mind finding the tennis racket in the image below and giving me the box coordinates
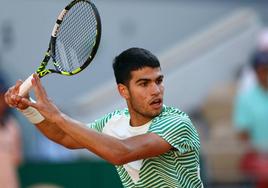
[19,0,101,96]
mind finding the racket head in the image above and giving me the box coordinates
[48,0,101,76]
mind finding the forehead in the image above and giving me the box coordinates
[130,67,162,80]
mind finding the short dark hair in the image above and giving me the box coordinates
[251,51,268,70]
[112,47,160,85]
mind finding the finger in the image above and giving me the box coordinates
[16,101,29,110]
[11,94,24,108]
[13,80,23,94]
[21,97,38,109]
[4,88,12,105]
[7,85,16,96]
[5,87,18,108]
[13,94,21,104]
[6,95,20,108]
[31,73,48,101]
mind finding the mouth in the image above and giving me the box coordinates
[150,98,163,109]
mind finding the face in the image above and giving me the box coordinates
[256,64,268,89]
[118,67,164,125]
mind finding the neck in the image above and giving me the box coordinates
[129,117,152,127]
[128,109,152,127]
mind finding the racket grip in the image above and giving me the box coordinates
[19,74,34,96]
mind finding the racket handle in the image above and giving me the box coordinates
[19,74,34,96]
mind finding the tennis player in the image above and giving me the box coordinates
[5,47,203,188]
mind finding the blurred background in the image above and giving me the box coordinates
[1,0,268,187]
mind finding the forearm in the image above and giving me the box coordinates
[54,113,130,164]
[34,119,82,149]
[5,77,128,157]
[35,120,66,143]
[19,101,82,149]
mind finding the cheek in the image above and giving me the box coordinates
[133,90,147,101]
[129,90,149,107]
[160,84,164,93]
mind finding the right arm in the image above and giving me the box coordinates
[4,79,82,149]
[5,74,173,165]
[36,120,83,149]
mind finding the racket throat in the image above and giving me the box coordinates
[36,51,52,78]
[37,69,52,78]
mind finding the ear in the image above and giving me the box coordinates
[117,83,130,99]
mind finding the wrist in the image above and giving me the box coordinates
[20,106,45,124]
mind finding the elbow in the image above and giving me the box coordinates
[104,147,132,165]
[83,149,128,165]
[46,137,79,150]
[63,143,78,150]
[109,155,129,165]
[108,140,136,165]
[61,139,82,150]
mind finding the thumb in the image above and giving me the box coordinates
[21,97,39,110]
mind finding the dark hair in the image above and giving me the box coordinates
[251,51,268,70]
[112,47,160,85]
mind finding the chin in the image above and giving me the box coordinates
[150,107,163,117]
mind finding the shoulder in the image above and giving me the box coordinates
[87,108,128,132]
[152,106,191,126]
[149,105,201,153]
[99,108,129,121]
[103,108,128,120]
[150,105,195,134]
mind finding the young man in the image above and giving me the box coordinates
[5,48,203,188]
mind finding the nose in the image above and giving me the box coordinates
[151,83,161,95]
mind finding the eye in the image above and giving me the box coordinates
[139,82,148,87]
[156,77,163,85]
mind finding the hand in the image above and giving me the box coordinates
[22,73,62,124]
[4,80,29,110]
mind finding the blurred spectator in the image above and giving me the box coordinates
[0,76,22,188]
[233,51,268,188]
[237,28,268,94]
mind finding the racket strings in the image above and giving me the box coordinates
[57,4,96,71]
[54,1,98,72]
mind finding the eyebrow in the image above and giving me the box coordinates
[135,75,164,84]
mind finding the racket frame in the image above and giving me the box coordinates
[39,0,102,78]
[19,0,101,96]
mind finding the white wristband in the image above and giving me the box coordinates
[20,106,45,124]
[20,97,45,124]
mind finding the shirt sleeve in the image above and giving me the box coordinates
[148,114,201,155]
[86,110,120,133]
